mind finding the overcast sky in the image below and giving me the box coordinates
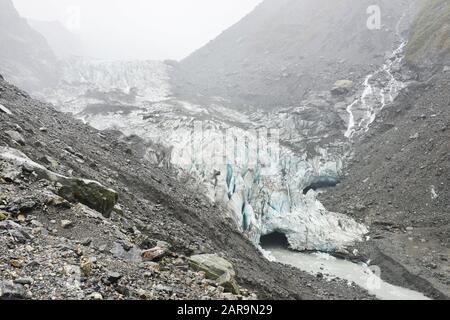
[13,0,263,60]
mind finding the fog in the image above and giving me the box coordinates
[12,0,263,61]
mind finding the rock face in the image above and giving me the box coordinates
[188,254,240,294]
[0,0,60,92]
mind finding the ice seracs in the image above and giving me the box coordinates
[39,57,368,253]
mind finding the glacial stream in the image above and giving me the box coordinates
[263,246,431,300]
[345,12,409,138]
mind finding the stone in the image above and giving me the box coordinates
[44,192,71,208]
[5,130,25,146]
[157,240,171,250]
[0,220,31,243]
[58,179,118,218]
[10,259,24,268]
[0,104,12,115]
[88,292,103,300]
[0,280,25,299]
[81,238,92,246]
[216,271,241,295]
[14,277,33,285]
[428,263,438,269]
[443,66,450,72]
[61,220,74,229]
[112,204,124,215]
[142,246,168,262]
[106,271,122,283]
[39,155,59,170]
[331,80,354,95]
[0,211,8,221]
[80,256,92,276]
[188,254,240,294]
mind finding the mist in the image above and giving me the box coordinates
[12,0,263,61]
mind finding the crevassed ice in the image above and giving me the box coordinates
[82,108,368,252]
[42,58,368,253]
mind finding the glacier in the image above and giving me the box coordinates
[40,57,369,253]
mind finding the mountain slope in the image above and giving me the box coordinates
[28,19,84,59]
[320,1,450,298]
[405,0,450,68]
[175,0,418,109]
[0,0,59,91]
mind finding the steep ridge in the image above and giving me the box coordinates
[175,0,418,110]
[0,76,373,299]
[0,0,59,91]
[321,0,450,299]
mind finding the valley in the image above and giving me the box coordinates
[1,0,449,300]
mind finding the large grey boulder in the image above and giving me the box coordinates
[0,147,118,217]
[188,254,240,294]
[58,178,118,218]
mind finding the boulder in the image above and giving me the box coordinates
[188,254,240,294]
[61,220,74,229]
[0,280,25,299]
[58,178,118,218]
[142,246,168,262]
[331,80,354,95]
[0,147,118,217]
[5,130,25,145]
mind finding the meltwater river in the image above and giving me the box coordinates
[264,246,431,300]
